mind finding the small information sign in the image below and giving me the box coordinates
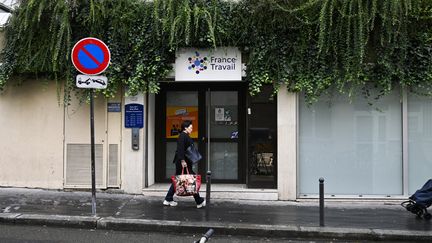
[76,74,108,89]
[215,107,224,121]
[108,102,121,112]
[125,104,144,128]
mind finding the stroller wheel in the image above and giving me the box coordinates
[406,204,415,211]
[401,200,414,211]
[416,210,424,218]
[424,213,432,220]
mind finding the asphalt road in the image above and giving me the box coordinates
[0,224,302,243]
[0,224,396,243]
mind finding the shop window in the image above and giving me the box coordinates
[408,93,432,194]
[299,89,402,196]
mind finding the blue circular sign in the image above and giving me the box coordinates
[71,38,110,75]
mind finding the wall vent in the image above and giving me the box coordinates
[108,144,119,187]
[65,144,103,187]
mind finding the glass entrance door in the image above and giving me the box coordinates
[207,91,240,181]
[163,91,199,178]
[247,85,277,188]
[155,84,245,183]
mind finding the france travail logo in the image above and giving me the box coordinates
[187,51,208,74]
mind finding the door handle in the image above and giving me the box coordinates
[201,137,206,141]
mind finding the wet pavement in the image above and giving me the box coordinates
[0,188,431,241]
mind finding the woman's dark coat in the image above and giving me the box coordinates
[173,132,195,175]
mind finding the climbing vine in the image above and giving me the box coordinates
[0,0,431,104]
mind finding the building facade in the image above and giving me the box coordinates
[0,45,431,200]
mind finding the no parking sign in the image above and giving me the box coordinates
[71,37,111,76]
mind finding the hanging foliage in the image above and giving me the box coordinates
[0,0,431,104]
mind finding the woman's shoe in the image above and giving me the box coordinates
[197,200,206,209]
[163,200,178,206]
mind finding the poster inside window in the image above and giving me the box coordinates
[166,106,198,138]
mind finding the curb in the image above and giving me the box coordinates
[0,213,98,228]
[1,213,432,241]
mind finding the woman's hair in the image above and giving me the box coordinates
[181,120,193,131]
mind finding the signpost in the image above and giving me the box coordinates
[72,37,110,216]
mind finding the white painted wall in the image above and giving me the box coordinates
[277,86,297,200]
[0,81,64,188]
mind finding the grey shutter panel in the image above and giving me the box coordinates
[65,144,104,187]
[108,144,119,187]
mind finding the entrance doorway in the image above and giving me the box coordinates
[247,85,277,188]
[155,83,246,183]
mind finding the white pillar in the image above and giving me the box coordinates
[277,86,297,200]
[121,93,144,194]
[146,93,156,187]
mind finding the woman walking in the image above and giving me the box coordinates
[163,120,206,208]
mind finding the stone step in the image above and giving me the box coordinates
[142,183,278,201]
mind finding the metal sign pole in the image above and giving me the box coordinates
[90,89,97,216]
[72,37,110,217]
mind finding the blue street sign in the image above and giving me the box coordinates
[125,104,144,128]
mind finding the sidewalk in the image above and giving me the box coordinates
[0,188,431,241]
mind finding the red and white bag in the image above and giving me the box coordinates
[171,168,201,196]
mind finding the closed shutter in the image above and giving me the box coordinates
[65,144,104,187]
[108,144,120,187]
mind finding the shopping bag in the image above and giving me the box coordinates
[171,168,201,196]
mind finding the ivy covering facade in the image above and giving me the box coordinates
[0,0,431,104]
